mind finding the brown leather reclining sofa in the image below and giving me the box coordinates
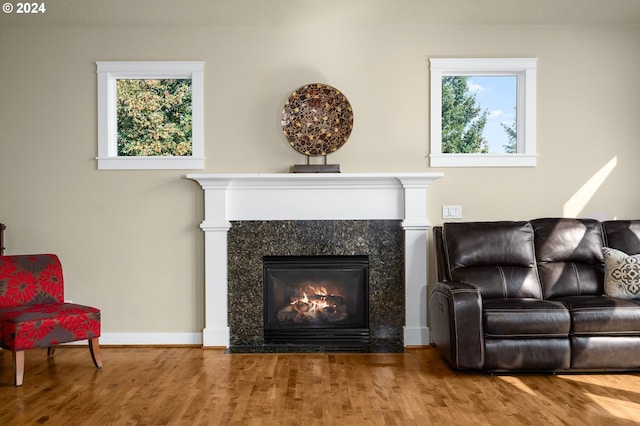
[430,218,640,372]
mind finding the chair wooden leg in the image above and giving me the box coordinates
[47,346,56,357]
[89,338,102,368]
[13,351,25,387]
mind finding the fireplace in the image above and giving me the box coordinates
[263,255,369,349]
[186,173,443,349]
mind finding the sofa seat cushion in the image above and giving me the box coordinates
[0,302,101,351]
[557,295,640,335]
[483,298,571,338]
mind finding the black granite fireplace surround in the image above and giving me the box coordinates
[227,220,405,352]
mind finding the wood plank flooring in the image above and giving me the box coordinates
[1,346,640,425]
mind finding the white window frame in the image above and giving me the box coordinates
[96,61,205,170]
[429,58,537,167]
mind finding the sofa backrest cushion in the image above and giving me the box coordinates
[432,226,451,283]
[0,254,64,308]
[442,221,541,299]
[603,220,640,255]
[531,218,604,299]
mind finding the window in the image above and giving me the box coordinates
[96,61,204,170]
[429,58,537,167]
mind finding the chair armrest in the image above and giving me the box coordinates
[430,281,484,369]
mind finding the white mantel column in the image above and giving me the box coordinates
[199,179,233,347]
[399,176,434,347]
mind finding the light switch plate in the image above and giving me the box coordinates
[442,205,462,219]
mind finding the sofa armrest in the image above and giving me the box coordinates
[430,281,484,369]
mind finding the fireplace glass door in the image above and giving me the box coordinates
[263,255,369,348]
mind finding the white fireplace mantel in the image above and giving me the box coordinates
[186,172,443,347]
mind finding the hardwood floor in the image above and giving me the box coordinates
[1,346,640,425]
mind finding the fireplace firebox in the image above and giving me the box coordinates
[263,255,369,349]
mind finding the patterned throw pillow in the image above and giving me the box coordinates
[603,247,640,299]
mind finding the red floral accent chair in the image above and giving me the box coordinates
[0,254,102,386]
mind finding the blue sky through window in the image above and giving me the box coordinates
[467,76,517,154]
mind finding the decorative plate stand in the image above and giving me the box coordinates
[281,83,353,173]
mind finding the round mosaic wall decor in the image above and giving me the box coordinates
[281,83,354,157]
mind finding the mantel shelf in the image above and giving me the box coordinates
[186,172,443,189]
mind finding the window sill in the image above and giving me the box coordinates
[96,156,205,170]
[429,154,537,168]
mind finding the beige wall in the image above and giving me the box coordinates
[1,1,639,338]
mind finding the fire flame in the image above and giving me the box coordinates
[292,285,330,310]
[276,282,348,324]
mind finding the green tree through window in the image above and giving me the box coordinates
[441,76,489,154]
[501,110,517,154]
[116,79,192,156]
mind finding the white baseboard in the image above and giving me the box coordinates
[63,330,431,348]
[62,332,203,346]
[403,326,430,347]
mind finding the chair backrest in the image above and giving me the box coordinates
[603,220,640,255]
[0,254,64,308]
[0,223,5,255]
[432,226,450,283]
[531,218,604,299]
[440,221,542,300]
